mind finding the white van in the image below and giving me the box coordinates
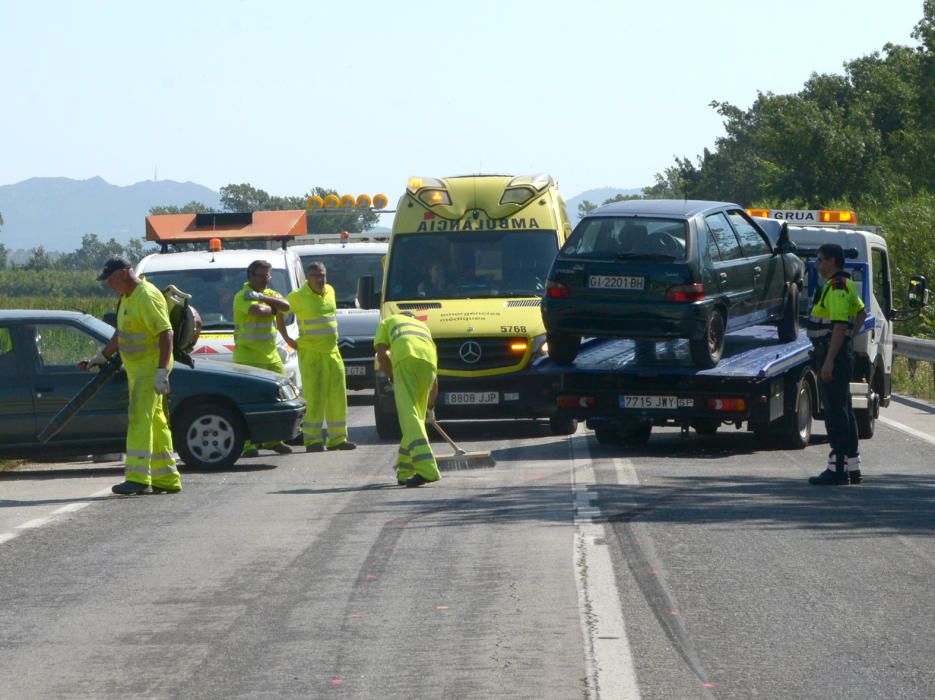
[289,241,386,389]
[135,247,306,388]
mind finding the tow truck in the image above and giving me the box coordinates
[545,209,928,446]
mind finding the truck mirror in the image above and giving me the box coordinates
[356,275,379,310]
[908,275,928,309]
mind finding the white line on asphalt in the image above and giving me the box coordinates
[572,445,641,699]
[0,487,111,546]
[878,416,935,448]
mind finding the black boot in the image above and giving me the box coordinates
[809,456,848,485]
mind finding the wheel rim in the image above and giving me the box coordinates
[797,386,811,443]
[185,413,236,465]
[707,313,725,355]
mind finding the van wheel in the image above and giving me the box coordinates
[549,416,578,435]
[374,402,402,441]
[547,334,581,365]
[689,309,726,369]
[174,401,245,470]
[780,379,812,449]
[778,285,800,343]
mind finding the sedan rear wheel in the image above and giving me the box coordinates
[689,309,726,369]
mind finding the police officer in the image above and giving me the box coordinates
[233,259,293,457]
[284,262,356,452]
[374,311,440,487]
[806,243,867,485]
[81,256,183,495]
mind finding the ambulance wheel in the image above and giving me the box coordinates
[174,401,245,470]
[374,402,402,441]
[690,309,725,369]
[547,334,581,365]
[549,416,578,435]
[778,285,800,343]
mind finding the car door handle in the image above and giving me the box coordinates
[753,266,762,277]
[718,272,729,286]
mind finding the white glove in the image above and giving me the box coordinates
[244,289,264,301]
[84,350,108,368]
[154,368,170,395]
[425,408,436,423]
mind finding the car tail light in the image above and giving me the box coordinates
[546,280,571,298]
[557,395,595,409]
[706,397,747,412]
[665,283,705,302]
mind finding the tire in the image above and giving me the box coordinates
[174,401,245,470]
[780,379,813,449]
[621,424,652,447]
[374,402,402,440]
[777,285,800,343]
[547,333,581,365]
[856,400,876,439]
[549,416,578,435]
[633,340,656,364]
[689,309,726,369]
[594,426,617,445]
[693,417,720,436]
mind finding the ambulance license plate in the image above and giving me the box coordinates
[345,365,366,376]
[446,391,499,405]
[589,275,645,290]
[620,395,691,409]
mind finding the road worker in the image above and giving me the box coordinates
[233,259,293,457]
[80,256,183,495]
[374,311,440,487]
[284,262,356,451]
[806,243,867,485]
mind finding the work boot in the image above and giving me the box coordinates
[111,481,152,495]
[242,448,259,458]
[328,441,357,451]
[847,454,862,484]
[305,444,325,453]
[151,484,182,494]
[271,443,293,455]
[808,469,848,486]
[405,474,439,488]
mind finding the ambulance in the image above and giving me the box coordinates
[358,174,575,439]
[136,211,308,388]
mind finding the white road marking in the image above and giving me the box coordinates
[572,444,641,699]
[0,487,112,546]
[878,415,935,448]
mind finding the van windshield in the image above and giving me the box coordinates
[141,269,290,328]
[561,217,689,261]
[297,252,384,308]
[385,230,559,301]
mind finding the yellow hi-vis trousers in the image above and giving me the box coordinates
[299,347,348,448]
[393,357,440,483]
[125,367,182,490]
[241,356,287,453]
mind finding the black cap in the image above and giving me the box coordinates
[97,256,132,281]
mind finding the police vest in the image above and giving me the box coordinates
[806,271,863,342]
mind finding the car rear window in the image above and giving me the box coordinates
[561,217,688,261]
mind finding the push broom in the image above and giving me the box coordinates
[429,417,496,470]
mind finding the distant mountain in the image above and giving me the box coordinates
[565,187,645,224]
[0,177,222,253]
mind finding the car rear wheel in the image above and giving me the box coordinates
[174,401,245,470]
[778,285,800,343]
[547,334,581,365]
[689,309,726,369]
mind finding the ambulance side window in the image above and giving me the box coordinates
[871,247,892,318]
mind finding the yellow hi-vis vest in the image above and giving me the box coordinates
[374,313,437,367]
[232,283,282,366]
[118,278,173,370]
[288,283,338,352]
[807,271,865,342]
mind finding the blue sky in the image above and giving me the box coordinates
[0,0,925,210]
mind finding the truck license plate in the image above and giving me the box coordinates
[446,391,499,405]
[620,395,692,409]
[345,365,366,376]
[589,275,644,290]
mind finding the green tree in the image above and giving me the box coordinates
[149,201,213,215]
[24,246,55,271]
[0,243,7,270]
[577,200,597,218]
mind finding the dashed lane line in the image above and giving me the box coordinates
[0,487,112,546]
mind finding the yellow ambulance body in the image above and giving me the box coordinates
[374,174,574,437]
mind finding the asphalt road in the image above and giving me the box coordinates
[1,393,933,699]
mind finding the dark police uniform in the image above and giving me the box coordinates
[806,270,865,484]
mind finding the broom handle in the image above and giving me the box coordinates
[430,418,464,454]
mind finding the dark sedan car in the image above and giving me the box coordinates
[542,200,803,368]
[0,310,305,469]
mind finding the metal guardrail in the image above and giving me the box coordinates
[894,335,935,363]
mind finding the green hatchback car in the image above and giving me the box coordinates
[0,310,305,469]
[541,200,803,368]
